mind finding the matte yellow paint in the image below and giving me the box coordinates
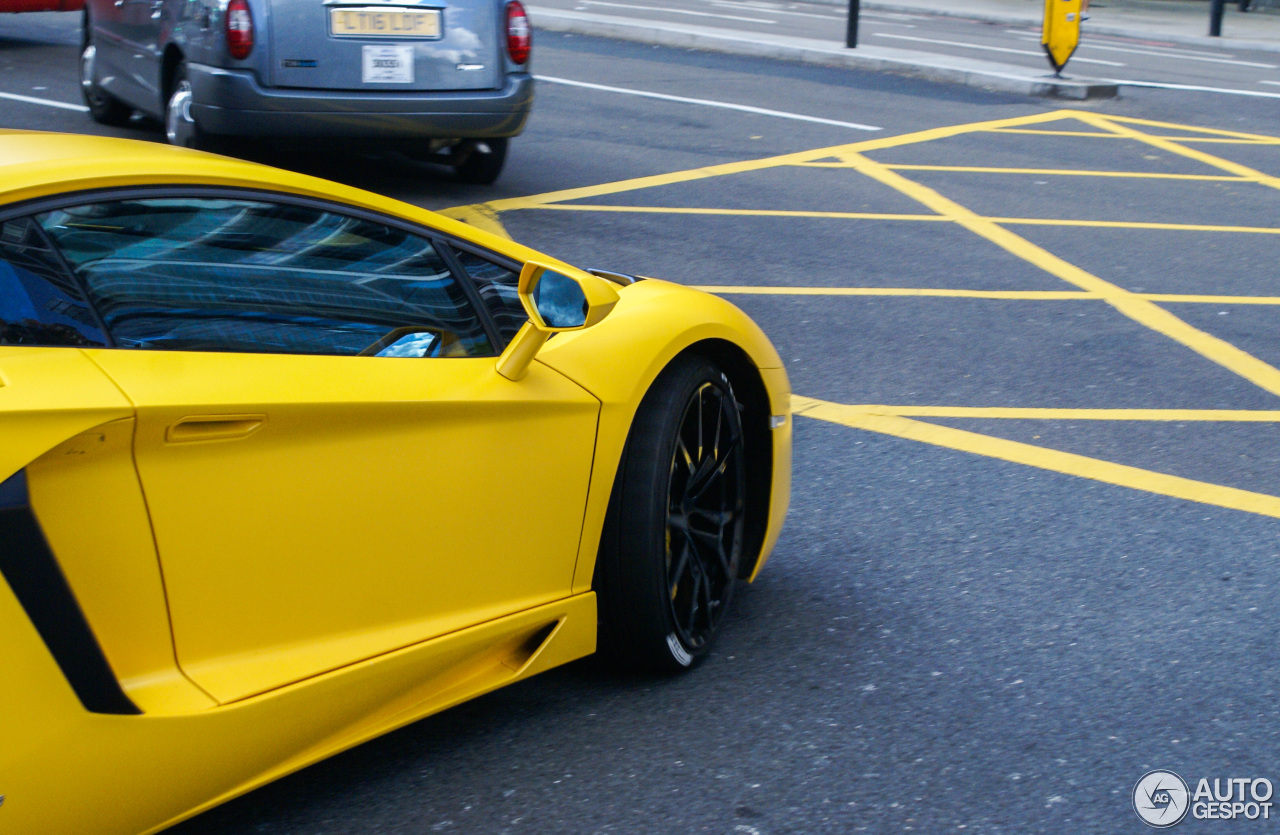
[1041,0,1082,72]
[0,347,133,484]
[792,396,1280,519]
[529,278,788,594]
[0,131,791,834]
[0,584,596,835]
[497,262,622,380]
[26,419,217,714]
[87,349,601,704]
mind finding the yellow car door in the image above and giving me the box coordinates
[36,194,600,705]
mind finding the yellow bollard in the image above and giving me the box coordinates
[1042,0,1082,75]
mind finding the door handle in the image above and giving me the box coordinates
[165,414,266,443]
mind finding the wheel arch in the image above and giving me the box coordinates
[538,280,790,595]
[160,44,185,105]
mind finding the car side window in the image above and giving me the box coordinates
[36,197,494,357]
[451,246,528,344]
[0,217,107,347]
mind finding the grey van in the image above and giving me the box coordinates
[79,0,533,183]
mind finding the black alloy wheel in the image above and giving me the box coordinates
[596,354,747,673]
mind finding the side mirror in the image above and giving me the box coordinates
[496,260,620,381]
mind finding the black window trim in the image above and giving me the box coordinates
[0,185,517,356]
[441,238,529,348]
[0,215,116,348]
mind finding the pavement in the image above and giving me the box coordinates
[526,0,1280,98]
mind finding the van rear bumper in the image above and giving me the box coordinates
[189,64,533,139]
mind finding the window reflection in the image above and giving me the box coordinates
[0,218,106,347]
[452,247,527,343]
[37,198,492,357]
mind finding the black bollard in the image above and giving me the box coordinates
[1209,0,1226,35]
[847,0,859,47]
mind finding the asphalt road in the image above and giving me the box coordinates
[4,10,1280,834]
[527,0,1280,95]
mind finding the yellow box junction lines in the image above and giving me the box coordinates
[441,110,1280,519]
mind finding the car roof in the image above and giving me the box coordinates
[0,130,535,260]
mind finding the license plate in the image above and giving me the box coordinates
[330,7,441,39]
[362,44,413,83]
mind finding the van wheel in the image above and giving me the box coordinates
[454,138,508,185]
[164,63,202,148]
[80,40,132,126]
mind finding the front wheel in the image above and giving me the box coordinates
[595,355,747,673]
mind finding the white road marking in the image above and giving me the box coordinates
[873,32,1126,66]
[0,91,88,112]
[1104,78,1280,98]
[577,0,773,23]
[707,0,842,20]
[1003,29,1233,59]
[535,75,881,130]
[1077,42,1276,68]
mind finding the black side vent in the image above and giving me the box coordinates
[0,469,140,715]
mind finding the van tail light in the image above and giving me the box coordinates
[506,1,530,65]
[225,0,254,60]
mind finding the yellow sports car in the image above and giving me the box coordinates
[0,131,790,834]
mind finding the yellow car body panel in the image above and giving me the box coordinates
[532,278,791,590]
[86,350,600,704]
[0,584,595,835]
[0,131,790,834]
[26,416,218,714]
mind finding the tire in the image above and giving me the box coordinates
[164,63,212,150]
[80,27,132,126]
[453,137,508,185]
[595,354,747,674]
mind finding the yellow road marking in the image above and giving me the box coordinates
[434,203,513,240]
[1096,114,1280,141]
[694,286,1094,299]
[467,110,1078,216]
[692,286,1280,305]
[993,217,1280,234]
[988,128,1280,144]
[791,395,1280,519]
[528,205,947,222]
[988,128,1123,138]
[799,402,1280,421]
[1079,112,1280,189]
[877,165,1243,181]
[1156,137,1280,145]
[523,204,1280,235]
[833,146,1280,400]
